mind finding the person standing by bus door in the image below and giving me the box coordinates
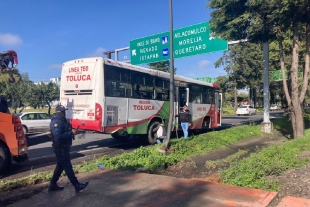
[176,104,192,139]
[49,105,89,193]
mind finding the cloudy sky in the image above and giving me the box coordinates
[1,0,227,82]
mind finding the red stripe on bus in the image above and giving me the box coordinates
[70,119,102,132]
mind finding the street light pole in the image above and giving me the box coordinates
[162,0,175,151]
[261,14,273,133]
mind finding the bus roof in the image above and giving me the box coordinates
[63,57,217,88]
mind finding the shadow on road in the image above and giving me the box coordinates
[3,112,285,180]
[1,135,148,179]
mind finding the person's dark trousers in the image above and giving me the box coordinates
[50,145,78,186]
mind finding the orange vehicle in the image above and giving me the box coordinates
[0,50,28,174]
[0,112,28,174]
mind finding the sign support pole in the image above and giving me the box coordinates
[162,0,175,151]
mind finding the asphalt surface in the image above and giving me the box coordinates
[26,111,284,160]
[0,111,284,180]
[6,169,279,207]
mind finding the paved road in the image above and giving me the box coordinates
[221,111,284,126]
[0,111,283,180]
[26,111,284,160]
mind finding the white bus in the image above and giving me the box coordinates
[60,57,222,144]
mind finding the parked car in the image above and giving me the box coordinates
[14,112,52,134]
[270,104,280,111]
[236,105,257,116]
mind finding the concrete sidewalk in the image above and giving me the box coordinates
[5,169,280,207]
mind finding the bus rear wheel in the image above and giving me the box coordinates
[0,142,10,175]
[147,121,160,144]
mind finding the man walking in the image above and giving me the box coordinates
[177,105,192,139]
[49,105,89,193]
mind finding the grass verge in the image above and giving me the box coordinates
[220,128,310,191]
[205,150,249,169]
[0,124,261,192]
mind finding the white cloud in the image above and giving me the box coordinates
[0,33,23,46]
[88,47,106,57]
[197,60,211,69]
[49,64,62,70]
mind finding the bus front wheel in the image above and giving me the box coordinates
[147,121,160,144]
[0,142,10,175]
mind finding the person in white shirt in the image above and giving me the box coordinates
[154,124,167,143]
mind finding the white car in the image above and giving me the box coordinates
[270,104,279,111]
[236,105,257,116]
[14,112,52,134]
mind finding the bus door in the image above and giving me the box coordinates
[177,87,189,127]
[215,91,222,126]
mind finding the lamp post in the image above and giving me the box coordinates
[261,12,273,133]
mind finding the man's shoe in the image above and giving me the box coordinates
[48,184,64,192]
[75,182,89,193]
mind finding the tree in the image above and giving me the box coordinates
[215,76,232,106]
[215,42,263,111]
[147,61,177,73]
[6,73,33,113]
[35,82,60,114]
[0,70,21,95]
[207,0,310,138]
[26,82,42,109]
[27,81,59,114]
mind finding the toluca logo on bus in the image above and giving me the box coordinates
[66,65,91,81]
[66,75,91,81]
[133,100,155,110]
[133,105,155,110]
[69,66,88,72]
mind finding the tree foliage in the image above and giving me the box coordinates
[147,60,177,73]
[0,71,60,114]
[215,42,263,110]
[31,82,60,114]
[207,0,310,138]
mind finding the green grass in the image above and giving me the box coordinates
[0,124,262,192]
[205,150,249,168]
[9,108,55,114]
[1,116,308,193]
[74,124,262,173]
[219,129,310,191]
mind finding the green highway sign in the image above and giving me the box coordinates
[270,69,303,81]
[194,76,218,83]
[130,22,228,65]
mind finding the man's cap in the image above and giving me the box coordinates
[56,105,67,112]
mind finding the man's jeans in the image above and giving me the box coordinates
[181,122,189,138]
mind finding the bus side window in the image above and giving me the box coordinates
[105,80,114,96]
[207,88,215,104]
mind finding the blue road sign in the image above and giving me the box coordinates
[162,48,169,56]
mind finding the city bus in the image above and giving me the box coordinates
[60,57,222,144]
